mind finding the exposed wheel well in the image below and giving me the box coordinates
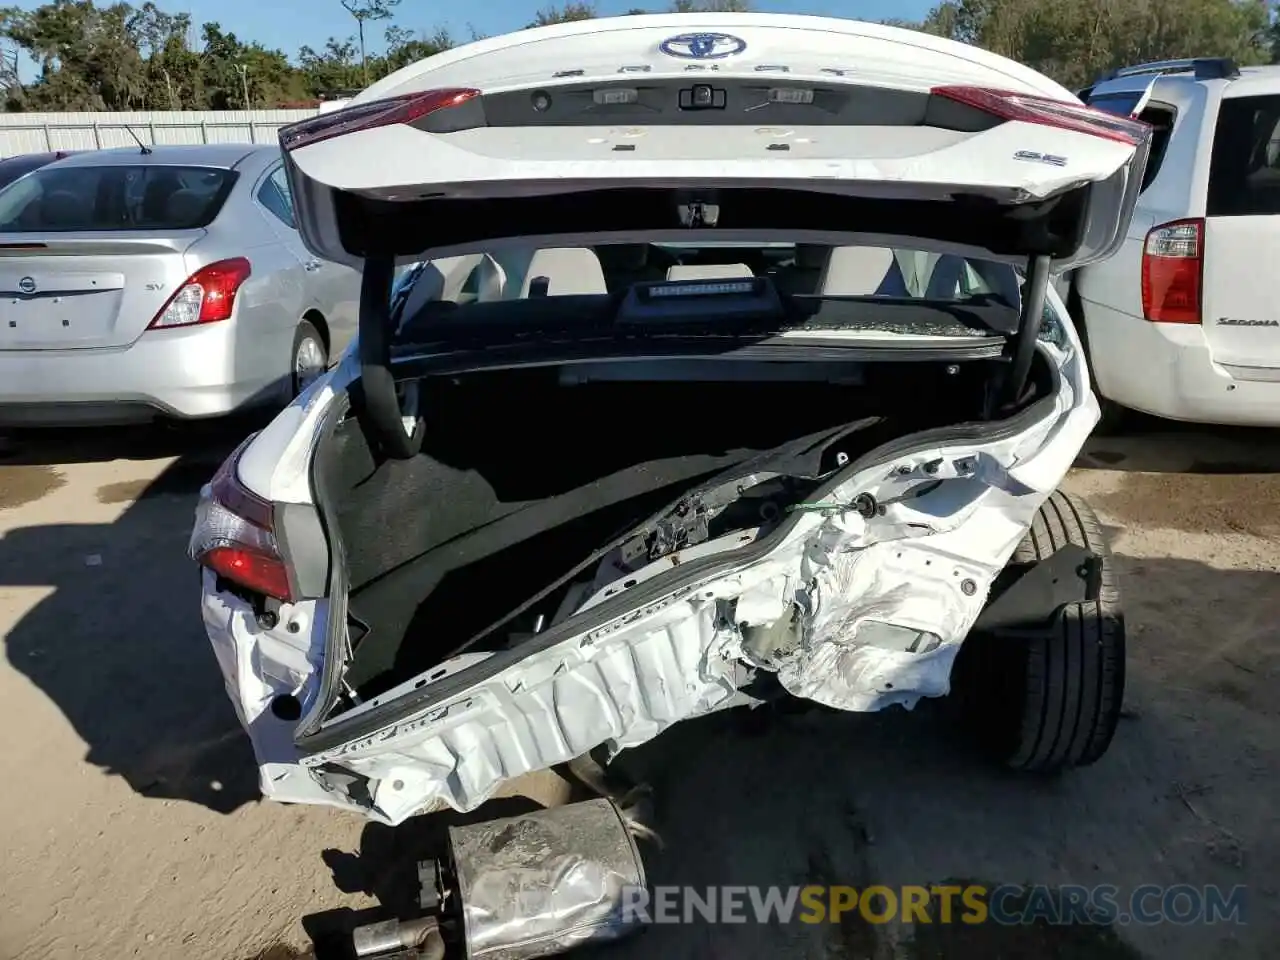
[302,310,330,353]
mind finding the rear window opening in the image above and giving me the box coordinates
[1086,92,1147,117]
[0,165,237,232]
[440,242,1021,303]
[1085,94,1175,192]
[1207,94,1280,217]
[390,241,1036,355]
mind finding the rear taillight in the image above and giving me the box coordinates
[148,257,252,329]
[931,85,1150,144]
[1141,218,1203,324]
[189,436,295,602]
[279,88,482,151]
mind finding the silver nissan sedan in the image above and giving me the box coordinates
[0,143,360,426]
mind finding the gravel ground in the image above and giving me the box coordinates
[0,419,1276,960]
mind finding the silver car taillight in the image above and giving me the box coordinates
[149,257,252,329]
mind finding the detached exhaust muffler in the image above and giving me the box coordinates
[352,798,648,959]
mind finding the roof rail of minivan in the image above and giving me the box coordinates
[1099,57,1240,83]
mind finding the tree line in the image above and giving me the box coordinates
[1,0,1276,113]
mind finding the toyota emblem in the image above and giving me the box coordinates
[18,276,36,294]
[659,33,747,60]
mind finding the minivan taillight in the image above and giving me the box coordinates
[279,88,482,151]
[931,86,1150,144]
[148,257,252,329]
[1141,218,1203,324]
[189,436,295,602]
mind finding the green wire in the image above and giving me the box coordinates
[787,501,850,513]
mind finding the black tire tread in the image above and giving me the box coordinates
[1006,490,1125,772]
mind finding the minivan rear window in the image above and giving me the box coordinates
[1088,93,1144,117]
[1207,95,1280,217]
[0,164,237,232]
[1086,94,1175,192]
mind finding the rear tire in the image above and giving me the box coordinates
[291,320,328,397]
[957,491,1126,773]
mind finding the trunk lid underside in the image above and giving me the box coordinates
[281,19,1151,274]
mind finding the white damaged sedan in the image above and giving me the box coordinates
[191,13,1148,826]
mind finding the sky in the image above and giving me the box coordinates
[12,0,936,65]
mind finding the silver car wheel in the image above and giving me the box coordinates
[294,335,327,392]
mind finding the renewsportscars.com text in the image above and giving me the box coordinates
[619,884,1248,926]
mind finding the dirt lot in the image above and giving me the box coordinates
[0,420,1277,960]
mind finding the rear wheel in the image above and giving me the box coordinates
[291,320,328,397]
[956,491,1126,772]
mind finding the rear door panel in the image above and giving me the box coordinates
[256,164,359,355]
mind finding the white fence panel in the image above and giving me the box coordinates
[0,110,320,157]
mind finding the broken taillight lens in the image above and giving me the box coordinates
[931,85,1150,144]
[189,435,295,602]
[279,88,482,151]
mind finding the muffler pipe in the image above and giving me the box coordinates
[448,797,647,959]
[350,797,648,960]
[353,915,444,959]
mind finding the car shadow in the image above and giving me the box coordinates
[0,422,264,813]
[297,553,1278,960]
[1075,414,1280,474]
[0,413,273,467]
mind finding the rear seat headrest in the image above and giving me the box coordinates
[473,255,507,300]
[666,263,754,281]
[165,189,206,226]
[519,247,608,296]
[818,246,909,297]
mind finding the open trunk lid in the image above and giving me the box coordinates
[280,13,1150,276]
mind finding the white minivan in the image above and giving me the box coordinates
[1072,58,1280,429]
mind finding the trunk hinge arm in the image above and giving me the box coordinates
[1001,253,1051,407]
[357,255,418,460]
